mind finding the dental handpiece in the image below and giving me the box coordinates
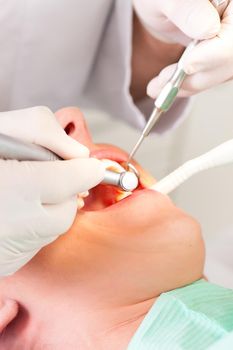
[0,133,139,192]
[151,139,233,195]
[127,0,229,165]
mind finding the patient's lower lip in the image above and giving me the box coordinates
[103,188,157,211]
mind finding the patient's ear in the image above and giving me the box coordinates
[55,107,93,148]
[0,299,19,333]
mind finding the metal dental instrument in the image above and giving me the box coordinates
[0,133,139,192]
[103,167,139,192]
[126,0,229,166]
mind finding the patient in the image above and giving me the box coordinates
[0,108,232,350]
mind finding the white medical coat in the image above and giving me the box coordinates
[0,0,189,133]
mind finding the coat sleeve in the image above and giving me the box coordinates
[81,0,192,134]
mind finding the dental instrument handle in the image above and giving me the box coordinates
[151,139,233,195]
[0,133,138,191]
[0,133,61,161]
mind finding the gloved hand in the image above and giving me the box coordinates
[0,106,105,276]
[133,0,233,97]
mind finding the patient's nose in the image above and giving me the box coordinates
[55,107,93,149]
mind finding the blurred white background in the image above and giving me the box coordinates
[84,81,233,288]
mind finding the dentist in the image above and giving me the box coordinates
[0,0,232,276]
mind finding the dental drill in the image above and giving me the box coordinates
[151,139,233,195]
[126,0,229,166]
[0,133,139,192]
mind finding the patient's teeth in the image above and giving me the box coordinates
[101,159,125,173]
[77,197,85,210]
[79,191,89,198]
[116,191,132,202]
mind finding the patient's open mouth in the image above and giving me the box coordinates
[83,146,155,211]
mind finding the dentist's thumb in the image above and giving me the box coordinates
[162,0,221,40]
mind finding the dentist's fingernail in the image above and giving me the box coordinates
[201,23,221,39]
[184,64,197,75]
[194,9,221,40]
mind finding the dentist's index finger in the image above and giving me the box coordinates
[161,0,221,39]
[147,61,233,98]
[0,106,90,160]
[32,158,105,203]
[0,158,105,203]
[43,128,90,160]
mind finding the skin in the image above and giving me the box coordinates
[0,108,205,350]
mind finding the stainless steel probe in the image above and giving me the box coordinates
[127,0,229,166]
[0,133,139,192]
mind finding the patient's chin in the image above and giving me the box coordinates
[162,212,205,291]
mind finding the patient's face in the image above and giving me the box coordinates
[0,108,205,349]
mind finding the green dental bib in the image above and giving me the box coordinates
[128,279,233,350]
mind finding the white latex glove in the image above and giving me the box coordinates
[133,0,233,97]
[0,106,105,276]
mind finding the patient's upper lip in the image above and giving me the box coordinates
[91,146,156,190]
[90,147,128,164]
